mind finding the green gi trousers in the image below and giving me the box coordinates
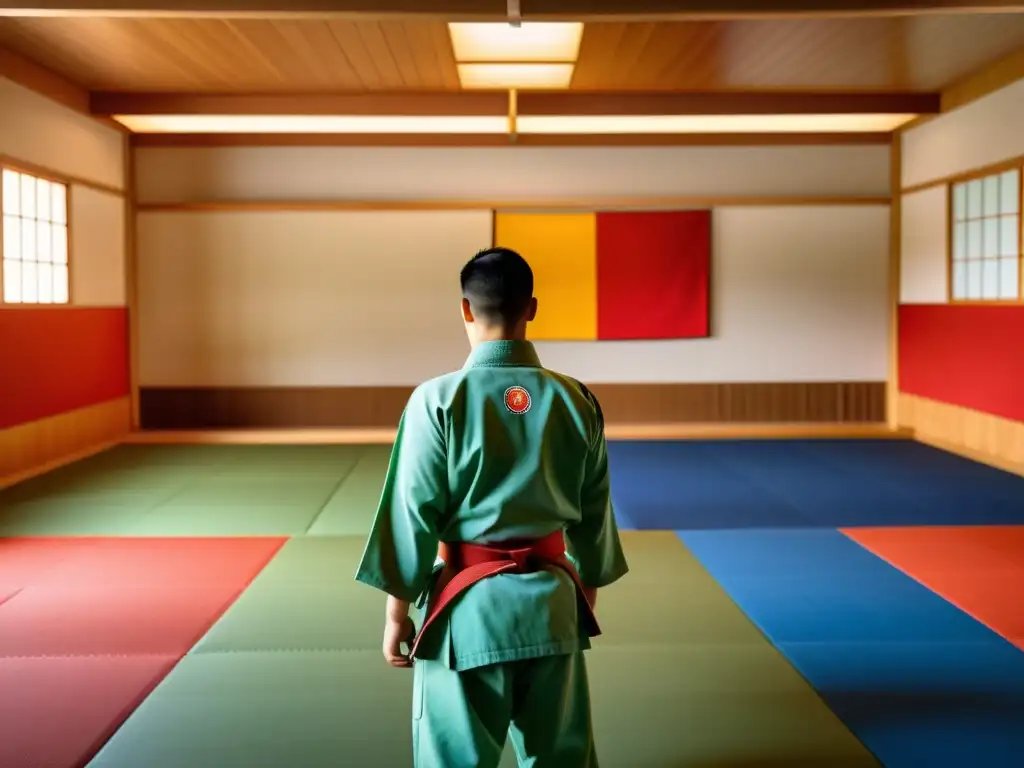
[413,651,598,768]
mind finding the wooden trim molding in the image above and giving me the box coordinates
[898,392,1024,477]
[0,397,131,489]
[130,131,893,148]
[137,382,886,430]
[901,153,1024,196]
[0,0,1015,19]
[888,132,901,429]
[123,422,908,445]
[941,45,1024,115]
[124,137,141,429]
[0,44,127,133]
[0,44,88,114]
[136,195,891,213]
[101,90,937,119]
[0,153,126,198]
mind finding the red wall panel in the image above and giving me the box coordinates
[0,307,129,429]
[595,210,711,340]
[898,304,1024,422]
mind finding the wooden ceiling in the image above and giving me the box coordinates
[1,14,1024,93]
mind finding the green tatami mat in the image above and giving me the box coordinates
[124,475,347,536]
[0,444,369,537]
[0,501,148,536]
[87,650,413,768]
[183,532,875,766]
[0,447,190,531]
[306,446,392,536]
[593,532,763,647]
[195,532,736,654]
[185,445,365,477]
[584,645,878,768]
[193,537,383,652]
[88,647,876,767]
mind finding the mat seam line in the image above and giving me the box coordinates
[673,530,888,768]
[838,530,1024,653]
[301,455,365,535]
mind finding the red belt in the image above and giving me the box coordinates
[409,530,601,659]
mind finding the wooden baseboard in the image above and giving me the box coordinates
[0,397,131,489]
[898,393,1024,477]
[122,422,907,445]
[138,381,887,430]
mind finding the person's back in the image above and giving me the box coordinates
[355,248,629,768]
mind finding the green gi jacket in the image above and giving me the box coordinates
[355,339,628,671]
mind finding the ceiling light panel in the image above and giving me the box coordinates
[113,114,511,134]
[515,113,919,134]
[448,22,583,63]
[457,63,575,90]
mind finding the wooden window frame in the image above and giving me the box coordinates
[1,163,73,307]
[947,162,1024,306]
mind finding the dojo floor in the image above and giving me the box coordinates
[2,439,1024,768]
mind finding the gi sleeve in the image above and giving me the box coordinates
[353,386,449,602]
[564,387,629,589]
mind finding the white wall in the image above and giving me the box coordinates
[70,186,127,306]
[134,145,890,203]
[899,185,948,304]
[136,204,890,387]
[136,210,492,387]
[902,78,1024,190]
[0,76,127,309]
[899,76,1024,304]
[0,77,124,191]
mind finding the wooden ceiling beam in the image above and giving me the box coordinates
[2,0,1023,20]
[92,90,941,117]
[0,43,130,131]
[0,43,89,113]
[517,91,942,115]
[90,91,510,116]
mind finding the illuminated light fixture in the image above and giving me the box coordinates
[448,22,583,63]
[457,63,575,90]
[515,113,920,134]
[112,114,510,134]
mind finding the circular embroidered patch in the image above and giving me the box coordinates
[504,386,532,415]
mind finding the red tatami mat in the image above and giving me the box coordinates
[0,585,253,657]
[0,538,95,592]
[28,537,288,587]
[0,537,287,768]
[0,654,178,768]
[843,526,1024,649]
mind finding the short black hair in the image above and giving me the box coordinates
[460,247,534,326]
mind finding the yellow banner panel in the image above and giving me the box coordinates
[493,212,597,341]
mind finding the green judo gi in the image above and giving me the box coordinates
[355,339,629,768]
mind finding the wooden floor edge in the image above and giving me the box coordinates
[121,423,911,445]
[0,439,120,490]
[913,433,1024,478]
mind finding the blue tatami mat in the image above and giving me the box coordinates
[606,440,1024,529]
[606,441,813,530]
[678,529,1024,768]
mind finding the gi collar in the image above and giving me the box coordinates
[463,340,542,369]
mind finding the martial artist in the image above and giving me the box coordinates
[355,246,629,767]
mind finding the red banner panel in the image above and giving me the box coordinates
[0,307,130,429]
[898,304,1024,422]
[595,210,711,341]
